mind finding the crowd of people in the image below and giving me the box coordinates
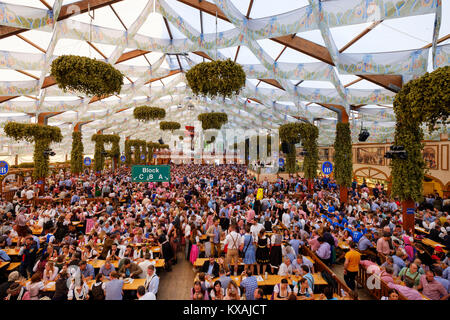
[0,164,449,301]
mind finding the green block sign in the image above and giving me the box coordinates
[131,165,170,182]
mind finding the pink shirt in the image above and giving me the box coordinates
[376,238,391,255]
[246,209,255,223]
[419,275,447,300]
[388,283,424,300]
[308,236,320,251]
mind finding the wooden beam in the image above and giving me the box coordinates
[257,78,284,90]
[86,41,107,59]
[0,96,18,103]
[177,0,403,92]
[115,49,151,64]
[0,1,126,40]
[421,33,450,49]
[36,112,64,125]
[16,35,46,53]
[339,20,382,53]
[193,51,212,60]
[89,69,181,104]
[177,0,230,22]
[74,121,93,132]
[39,0,52,10]
[109,4,127,30]
[344,78,362,88]
[15,70,39,80]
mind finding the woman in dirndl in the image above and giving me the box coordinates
[270,227,283,274]
[242,225,256,275]
[255,228,270,276]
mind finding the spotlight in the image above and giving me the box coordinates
[358,128,370,142]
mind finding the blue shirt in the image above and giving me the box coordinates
[81,264,95,279]
[0,249,11,262]
[105,279,124,300]
[352,231,363,243]
[434,276,450,293]
[392,255,406,269]
[241,276,258,300]
[358,236,373,251]
[289,239,301,255]
[443,267,450,281]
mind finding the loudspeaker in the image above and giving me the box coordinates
[358,129,370,142]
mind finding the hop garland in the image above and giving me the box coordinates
[51,55,123,96]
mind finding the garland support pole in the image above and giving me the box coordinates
[36,112,63,195]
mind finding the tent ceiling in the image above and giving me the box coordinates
[0,0,448,155]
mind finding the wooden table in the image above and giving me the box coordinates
[29,226,43,235]
[5,248,21,256]
[22,278,147,292]
[415,226,430,234]
[421,238,448,253]
[211,273,327,287]
[88,259,120,269]
[193,256,315,268]
[338,241,350,250]
[0,261,10,269]
[88,259,165,269]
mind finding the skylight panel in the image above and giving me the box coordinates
[347,14,435,53]
[137,12,171,39]
[249,0,309,19]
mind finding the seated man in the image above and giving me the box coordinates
[118,258,142,279]
[417,269,449,300]
[79,260,95,281]
[278,256,293,276]
[201,256,220,278]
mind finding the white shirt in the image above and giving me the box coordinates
[282,212,291,229]
[184,224,191,238]
[145,273,159,295]
[250,223,263,241]
[139,292,156,300]
[26,190,34,199]
[224,231,241,250]
[278,263,293,276]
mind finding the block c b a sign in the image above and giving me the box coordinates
[131,165,170,182]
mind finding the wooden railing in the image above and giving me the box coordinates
[301,245,356,299]
[356,265,408,300]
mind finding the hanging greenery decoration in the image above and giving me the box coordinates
[50,55,123,97]
[391,66,450,201]
[279,123,318,176]
[198,112,228,130]
[298,123,319,179]
[133,106,166,122]
[279,123,302,173]
[147,142,169,160]
[185,59,246,99]
[4,122,62,178]
[70,131,84,174]
[333,123,353,187]
[160,121,181,131]
[91,134,120,172]
[125,139,147,165]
